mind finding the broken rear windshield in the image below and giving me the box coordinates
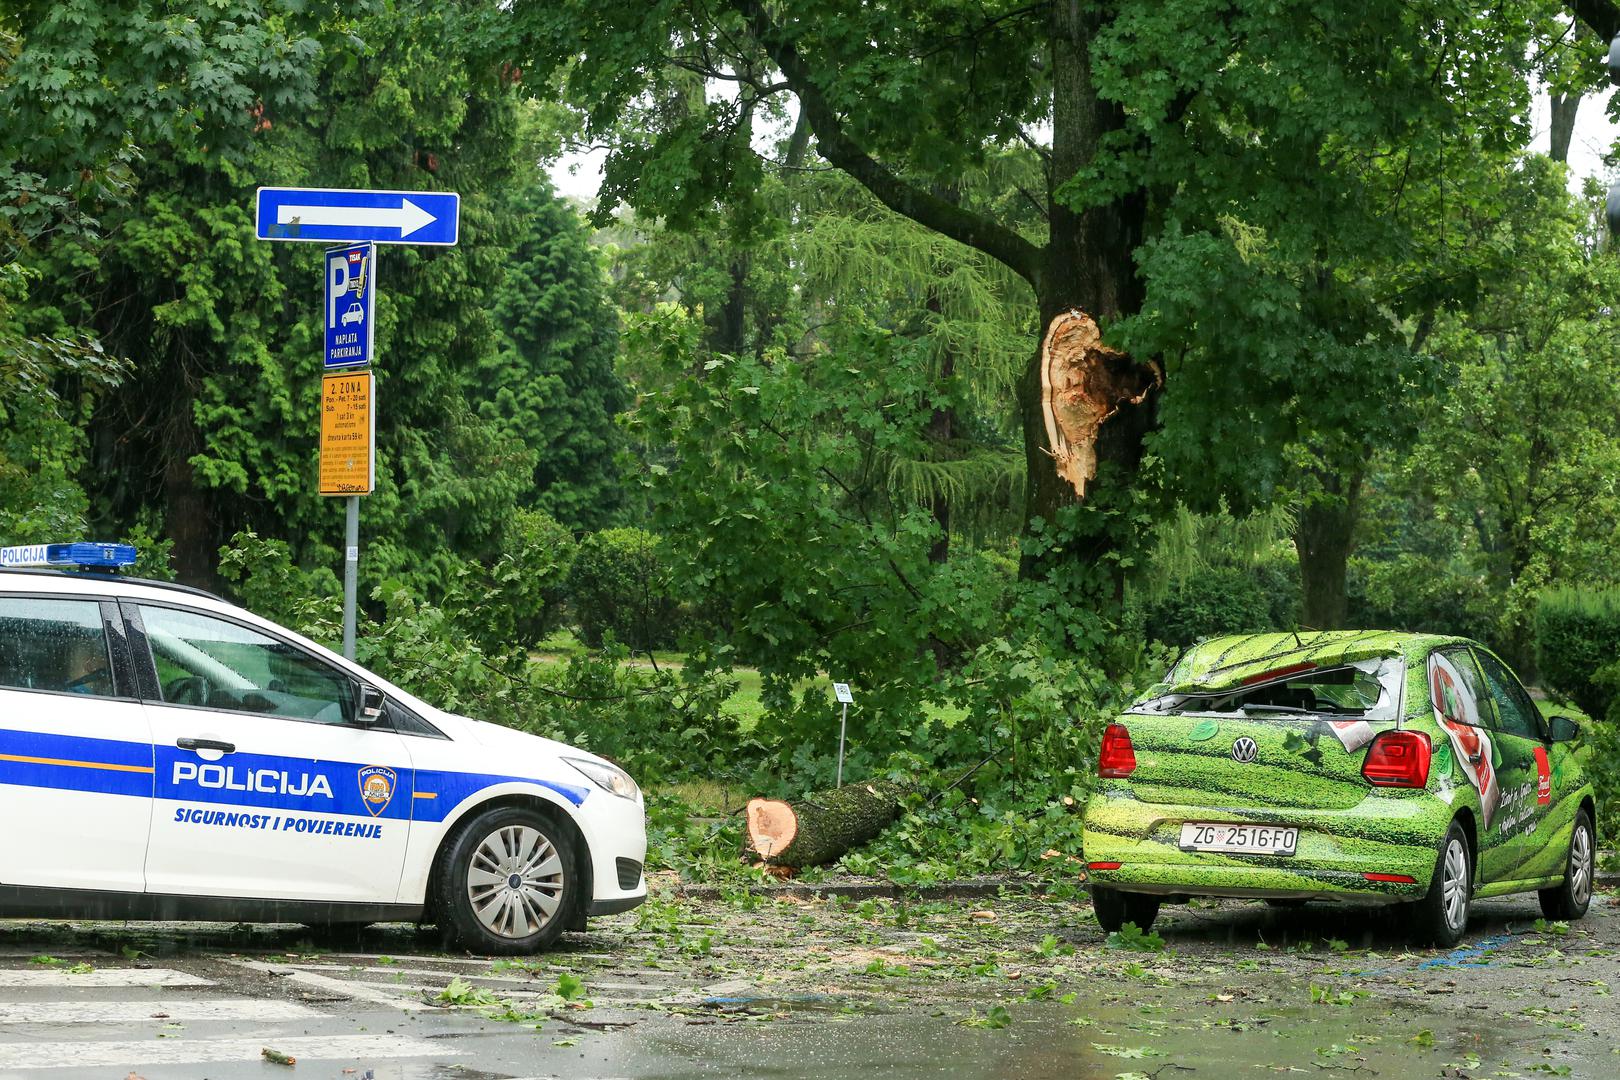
[1132,657,1403,722]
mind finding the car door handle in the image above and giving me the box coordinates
[176,738,236,754]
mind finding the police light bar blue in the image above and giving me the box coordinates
[255,187,460,246]
[0,543,138,568]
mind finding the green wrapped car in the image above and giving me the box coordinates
[1082,632,1597,946]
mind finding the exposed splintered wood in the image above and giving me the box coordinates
[745,781,906,869]
[1038,310,1161,498]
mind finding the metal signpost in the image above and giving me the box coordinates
[254,186,460,658]
[318,371,376,657]
[832,682,855,787]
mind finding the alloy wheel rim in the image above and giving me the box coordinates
[466,825,565,939]
[1571,824,1593,906]
[1440,838,1468,931]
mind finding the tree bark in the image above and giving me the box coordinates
[1294,470,1363,630]
[1550,93,1580,165]
[745,781,906,868]
[161,423,219,589]
[1011,1,1155,597]
[705,253,749,356]
[1568,0,1620,41]
[925,291,954,566]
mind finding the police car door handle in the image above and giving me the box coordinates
[176,738,236,754]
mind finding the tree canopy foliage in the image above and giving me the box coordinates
[4,0,1620,874]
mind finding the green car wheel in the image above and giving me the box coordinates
[1091,886,1161,934]
[1412,821,1471,947]
[1538,808,1595,921]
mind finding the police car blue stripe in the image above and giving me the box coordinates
[0,728,154,798]
[0,728,590,815]
[410,769,590,819]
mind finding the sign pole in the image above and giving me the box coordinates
[836,701,848,788]
[342,495,359,660]
[831,682,855,788]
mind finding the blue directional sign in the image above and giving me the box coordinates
[325,243,375,370]
[256,187,459,246]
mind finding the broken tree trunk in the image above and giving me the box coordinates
[745,781,906,869]
[1037,309,1160,500]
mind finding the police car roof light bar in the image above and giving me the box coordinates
[0,543,139,569]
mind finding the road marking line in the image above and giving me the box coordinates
[0,968,210,987]
[0,1034,441,1070]
[309,950,619,964]
[275,963,681,992]
[350,980,667,1005]
[231,960,429,1011]
[0,998,321,1023]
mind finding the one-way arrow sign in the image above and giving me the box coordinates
[256,187,460,246]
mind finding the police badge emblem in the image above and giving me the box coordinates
[358,765,397,817]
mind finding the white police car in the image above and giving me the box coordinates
[0,543,646,954]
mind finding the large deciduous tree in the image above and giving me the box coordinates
[1410,161,1620,664]
[512,0,1537,643]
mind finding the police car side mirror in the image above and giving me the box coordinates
[357,685,386,724]
[1548,715,1581,744]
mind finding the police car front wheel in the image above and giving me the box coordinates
[435,806,577,954]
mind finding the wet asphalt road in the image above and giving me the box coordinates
[0,887,1615,1079]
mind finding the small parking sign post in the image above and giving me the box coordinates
[833,682,855,787]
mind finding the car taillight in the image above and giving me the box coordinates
[1098,723,1137,778]
[1362,730,1431,788]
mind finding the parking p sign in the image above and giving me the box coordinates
[325,243,375,369]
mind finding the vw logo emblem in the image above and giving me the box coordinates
[1231,737,1259,763]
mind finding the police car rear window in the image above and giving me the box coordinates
[0,597,115,698]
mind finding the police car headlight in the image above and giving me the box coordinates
[563,757,640,801]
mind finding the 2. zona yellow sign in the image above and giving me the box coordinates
[320,370,375,495]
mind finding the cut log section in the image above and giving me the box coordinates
[745,781,906,868]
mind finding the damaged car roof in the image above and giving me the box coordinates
[1159,630,1464,694]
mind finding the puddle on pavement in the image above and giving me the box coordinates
[377,983,1606,1080]
[629,999,1515,1079]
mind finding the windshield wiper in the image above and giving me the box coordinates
[1242,702,1366,716]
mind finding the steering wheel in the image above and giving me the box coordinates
[164,676,210,706]
[62,670,109,694]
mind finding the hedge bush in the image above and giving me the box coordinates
[478,509,577,649]
[1535,588,1620,721]
[1142,565,1281,648]
[1347,554,1496,644]
[568,527,679,651]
